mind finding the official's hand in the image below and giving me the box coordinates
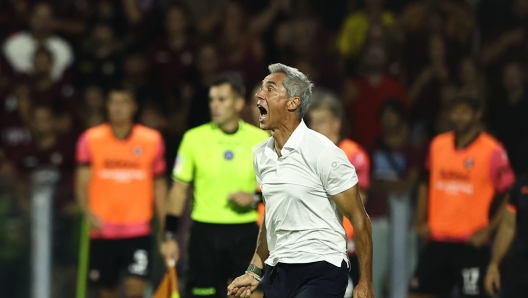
[467,228,489,248]
[160,239,180,264]
[485,263,501,297]
[416,223,430,239]
[227,273,260,297]
[87,212,102,230]
[228,192,255,207]
[353,280,374,298]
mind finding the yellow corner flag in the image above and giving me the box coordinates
[154,260,180,298]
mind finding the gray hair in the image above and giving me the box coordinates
[268,63,314,119]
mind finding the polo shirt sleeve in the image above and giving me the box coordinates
[152,134,166,176]
[76,132,91,165]
[489,144,515,193]
[172,132,194,183]
[317,146,359,196]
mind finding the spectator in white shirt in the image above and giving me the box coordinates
[3,2,74,81]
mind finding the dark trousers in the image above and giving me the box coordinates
[185,221,259,298]
[261,260,348,298]
[500,261,528,298]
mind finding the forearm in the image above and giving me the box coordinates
[75,167,91,215]
[154,177,168,227]
[490,222,515,265]
[76,188,89,215]
[166,181,188,217]
[351,214,373,284]
[416,183,428,226]
[487,193,509,233]
[250,217,269,270]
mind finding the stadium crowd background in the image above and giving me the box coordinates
[0,0,528,297]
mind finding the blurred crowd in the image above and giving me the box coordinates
[1,0,528,297]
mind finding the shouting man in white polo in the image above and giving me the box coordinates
[227,63,374,298]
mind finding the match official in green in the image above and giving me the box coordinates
[161,73,269,298]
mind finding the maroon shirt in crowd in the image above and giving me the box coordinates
[366,137,423,218]
[347,75,407,147]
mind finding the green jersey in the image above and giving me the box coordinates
[172,120,269,224]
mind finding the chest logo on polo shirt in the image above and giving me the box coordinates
[464,158,474,169]
[133,146,143,156]
[224,150,234,160]
[521,186,528,194]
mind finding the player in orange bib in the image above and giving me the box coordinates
[408,96,515,298]
[75,90,167,298]
[307,93,370,291]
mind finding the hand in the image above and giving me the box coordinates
[467,228,489,248]
[228,192,255,207]
[86,212,102,230]
[227,273,260,297]
[353,280,374,298]
[485,263,501,297]
[416,223,430,240]
[160,239,180,265]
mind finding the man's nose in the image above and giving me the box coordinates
[255,88,264,99]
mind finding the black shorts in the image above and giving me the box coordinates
[261,260,348,298]
[186,221,259,298]
[88,236,151,288]
[408,241,490,297]
[499,261,528,298]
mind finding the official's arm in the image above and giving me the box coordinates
[160,180,189,263]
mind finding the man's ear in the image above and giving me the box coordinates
[287,96,301,111]
[235,96,245,113]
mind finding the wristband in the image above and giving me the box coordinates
[165,214,180,233]
[246,264,263,277]
[245,271,262,282]
[252,192,263,208]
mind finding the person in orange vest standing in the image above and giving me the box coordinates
[307,92,370,291]
[75,89,167,298]
[408,95,515,298]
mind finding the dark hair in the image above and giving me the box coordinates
[378,98,407,120]
[107,88,137,103]
[309,92,344,121]
[210,73,246,98]
[450,94,482,111]
[31,102,54,113]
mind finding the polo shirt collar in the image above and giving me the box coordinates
[283,120,307,151]
[264,120,307,159]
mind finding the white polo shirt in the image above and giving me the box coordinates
[254,120,358,267]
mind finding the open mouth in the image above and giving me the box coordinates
[257,104,268,121]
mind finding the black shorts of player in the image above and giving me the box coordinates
[499,260,528,298]
[260,260,348,298]
[186,221,259,298]
[88,236,151,289]
[408,241,490,298]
